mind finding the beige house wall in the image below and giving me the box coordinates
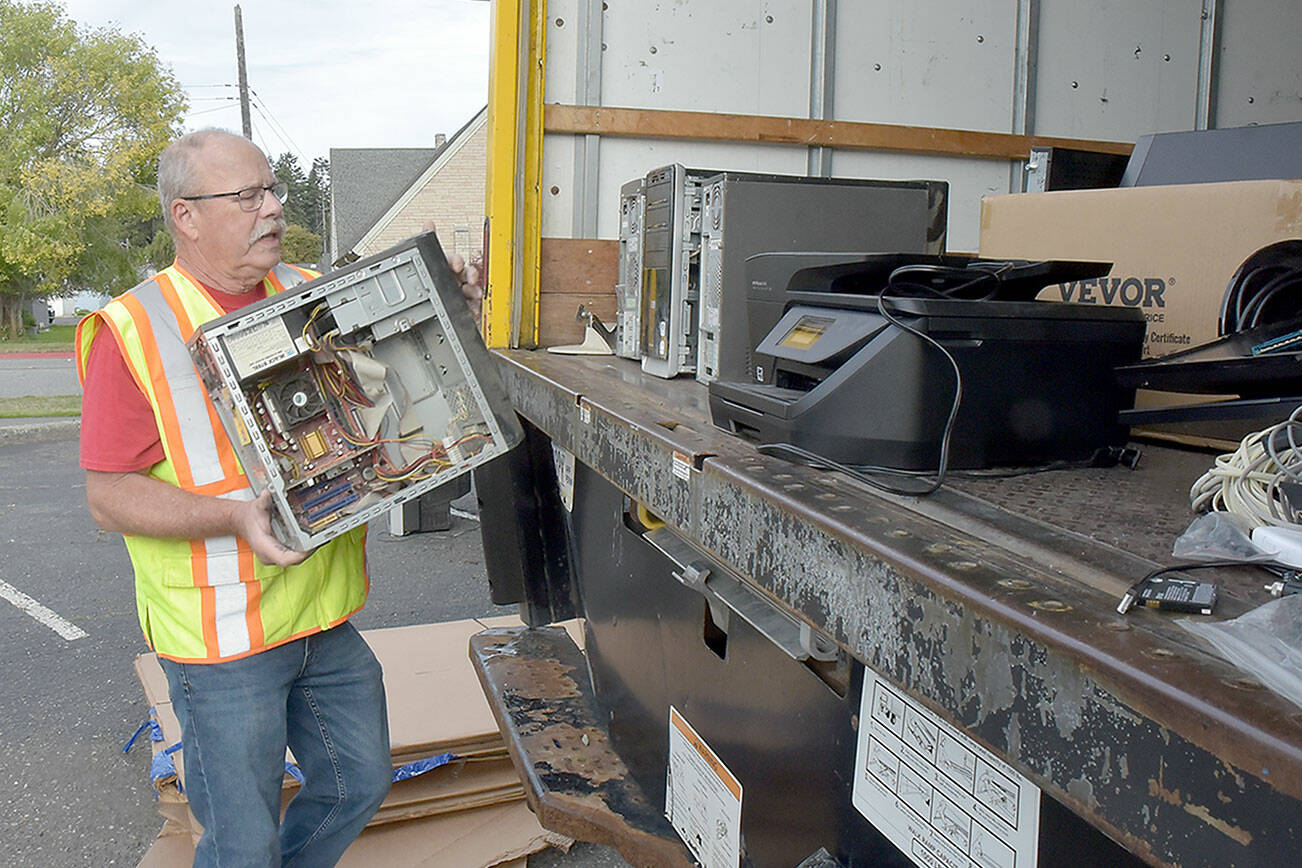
[356,120,487,263]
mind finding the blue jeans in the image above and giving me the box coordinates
[159,621,391,867]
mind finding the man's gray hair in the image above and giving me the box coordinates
[157,129,264,234]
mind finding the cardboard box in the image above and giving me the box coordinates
[979,180,1302,357]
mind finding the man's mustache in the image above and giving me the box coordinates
[250,216,286,244]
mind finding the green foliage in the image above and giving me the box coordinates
[281,223,322,266]
[143,224,175,273]
[0,0,187,334]
[272,152,330,238]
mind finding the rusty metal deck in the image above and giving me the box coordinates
[491,349,1302,867]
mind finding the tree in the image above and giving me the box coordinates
[0,1,186,337]
[306,157,331,245]
[271,152,329,241]
[281,223,321,267]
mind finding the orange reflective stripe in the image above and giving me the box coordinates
[154,272,198,339]
[240,544,264,650]
[190,539,222,660]
[82,312,150,397]
[237,539,256,582]
[191,477,251,498]
[118,293,195,488]
[188,539,209,586]
[199,586,221,659]
[204,386,244,481]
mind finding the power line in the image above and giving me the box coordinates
[249,90,311,165]
[188,104,241,118]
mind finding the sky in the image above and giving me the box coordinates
[58,0,492,168]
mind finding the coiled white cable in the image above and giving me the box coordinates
[1190,405,1302,527]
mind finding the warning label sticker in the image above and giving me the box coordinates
[852,671,1040,868]
[666,706,742,868]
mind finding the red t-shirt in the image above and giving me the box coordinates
[80,281,268,472]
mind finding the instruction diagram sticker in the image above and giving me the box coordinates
[852,670,1040,868]
[666,706,742,868]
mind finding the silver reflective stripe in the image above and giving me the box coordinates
[212,580,252,658]
[210,469,259,656]
[132,280,225,488]
[204,535,241,583]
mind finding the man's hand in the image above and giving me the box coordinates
[448,252,484,321]
[235,491,309,567]
[423,220,483,321]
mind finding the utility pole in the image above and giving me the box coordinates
[234,5,252,139]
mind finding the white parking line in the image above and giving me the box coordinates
[0,578,88,640]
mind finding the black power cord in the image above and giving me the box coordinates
[1219,240,1302,335]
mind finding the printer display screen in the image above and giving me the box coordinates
[778,315,834,350]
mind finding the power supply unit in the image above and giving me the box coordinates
[188,231,523,552]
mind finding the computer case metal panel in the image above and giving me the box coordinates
[189,231,524,552]
[615,178,645,359]
[695,174,948,385]
[640,164,709,379]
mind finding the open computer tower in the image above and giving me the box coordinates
[189,231,523,551]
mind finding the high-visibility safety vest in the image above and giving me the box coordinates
[76,263,368,664]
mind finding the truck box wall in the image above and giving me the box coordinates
[537,0,1300,252]
[509,0,1302,347]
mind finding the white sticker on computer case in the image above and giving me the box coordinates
[852,670,1040,868]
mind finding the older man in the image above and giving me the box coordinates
[77,129,469,866]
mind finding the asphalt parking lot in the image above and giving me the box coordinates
[0,429,629,867]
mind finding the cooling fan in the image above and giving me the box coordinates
[270,373,325,427]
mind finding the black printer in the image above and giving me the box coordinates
[708,255,1147,471]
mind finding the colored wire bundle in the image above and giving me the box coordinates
[1190,404,1302,527]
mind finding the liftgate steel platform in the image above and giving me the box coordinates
[469,350,1302,868]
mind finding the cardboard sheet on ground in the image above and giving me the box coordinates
[138,801,568,868]
[281,754,525,826]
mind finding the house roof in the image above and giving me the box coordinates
[329,107,489,260]
[352,107,488,257]
[329,147,437,255]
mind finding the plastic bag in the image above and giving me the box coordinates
[1171,512,1276,562]
[1179,594,1302,711]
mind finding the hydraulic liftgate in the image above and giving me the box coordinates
[471,349,1302,868]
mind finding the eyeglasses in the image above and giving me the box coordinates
[180,181,288,212]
